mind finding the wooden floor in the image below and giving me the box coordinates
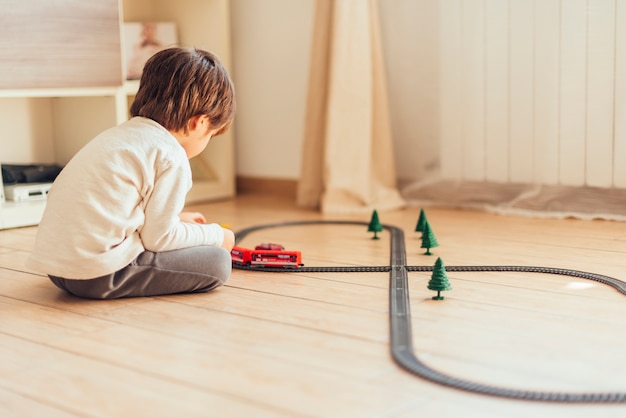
[1,193,626,417]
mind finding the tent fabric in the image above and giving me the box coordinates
[296,0,405,214]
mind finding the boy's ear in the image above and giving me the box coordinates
[188,114,207,132]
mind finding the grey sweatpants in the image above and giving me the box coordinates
[49,246,232,299]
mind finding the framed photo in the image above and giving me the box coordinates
[123,22,178,80]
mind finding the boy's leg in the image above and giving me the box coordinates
[49,246,232,299]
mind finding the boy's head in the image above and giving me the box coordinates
[130,47,236,136]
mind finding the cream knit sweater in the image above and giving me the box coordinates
[27,117,224,279]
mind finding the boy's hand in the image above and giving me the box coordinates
[179,211,207,224]
[179,212,233,250]
[221,227,235,251]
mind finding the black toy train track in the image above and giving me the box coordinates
[233,220,626,403]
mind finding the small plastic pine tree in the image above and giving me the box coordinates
[415,208,427,235]
[428,257,451,300]
[367,209,383,240]
[420,220,439,255]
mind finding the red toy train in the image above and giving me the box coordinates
[231,243,303,268]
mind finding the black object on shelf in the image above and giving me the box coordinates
[1,164,63,185]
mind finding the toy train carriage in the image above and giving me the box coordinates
[230,246,251,265]
[250,249,303,268]
[231,244,303,268]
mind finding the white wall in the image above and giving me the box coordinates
[378,0,440,184]
[230,0,315,179]
[230,0,441,183]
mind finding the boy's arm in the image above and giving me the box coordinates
[140,162,225,251]
[179,211,234,250]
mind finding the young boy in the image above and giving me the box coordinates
[26,47,236,299]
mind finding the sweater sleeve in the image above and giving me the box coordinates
[138,157,224,251]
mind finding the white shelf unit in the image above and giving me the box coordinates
[0,0,235,229]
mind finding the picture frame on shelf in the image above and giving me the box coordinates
[123,22,178,80]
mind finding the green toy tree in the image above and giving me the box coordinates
[420,220,439,255]
[368,209,383,240]
[415,208,428,235]
[428,257,451,300]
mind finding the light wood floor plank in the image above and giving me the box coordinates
[94,298,391,379]
[0,333,295,418]
[0,297,422,417]
[165,286,390,342]
[0,386,82,418]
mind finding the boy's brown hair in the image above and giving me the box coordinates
[130,47,236,136]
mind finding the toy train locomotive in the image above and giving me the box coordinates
[231,243,303,268]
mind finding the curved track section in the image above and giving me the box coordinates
[234,220,626,403]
